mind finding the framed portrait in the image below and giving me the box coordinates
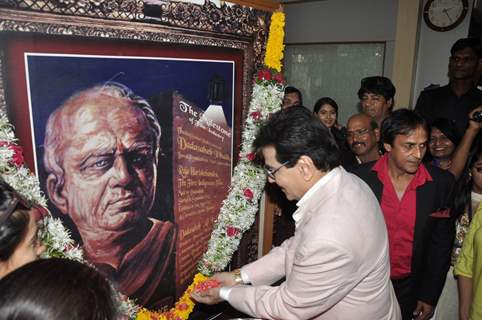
[0,1,270,310]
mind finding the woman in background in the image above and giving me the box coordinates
[454,144,482,320]
[0,178,46,279]
[428,118,459,170]
[313,97,357,167]
[433,109,482,320]
[0,258,121,319]
[313,97,346,146]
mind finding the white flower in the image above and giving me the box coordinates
[198,74,283,275]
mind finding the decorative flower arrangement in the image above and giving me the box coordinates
[136,273,208,320]
[197,66,285,276]
[0,9,285,320]
[264,11,285,72]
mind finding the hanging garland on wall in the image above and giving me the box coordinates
[0,10,285,320]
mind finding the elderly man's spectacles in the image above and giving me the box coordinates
[346,128,372,139]
[264,161,290,179]
[0,179,33,225]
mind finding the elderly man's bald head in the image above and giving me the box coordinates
[43,82,161,195]
[346,113,380,163]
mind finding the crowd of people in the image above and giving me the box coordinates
[0,37,482,320]
[192,37,482,320]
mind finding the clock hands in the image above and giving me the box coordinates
[442,8,453,23]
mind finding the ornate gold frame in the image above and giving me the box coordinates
[0,0,271,115]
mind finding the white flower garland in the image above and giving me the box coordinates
[198,70,284,275]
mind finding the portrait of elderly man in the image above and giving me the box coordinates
[43,81,176,308]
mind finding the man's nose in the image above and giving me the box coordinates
[412,146,423,159]
[267,176,276,184]
[111,156,133,186]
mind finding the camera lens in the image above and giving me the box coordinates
[473,110,482,123]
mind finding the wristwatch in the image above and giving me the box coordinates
[232,269,243,285]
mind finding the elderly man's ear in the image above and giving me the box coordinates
[46,174,68,215]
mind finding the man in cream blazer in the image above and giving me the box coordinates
[193,107,401,320]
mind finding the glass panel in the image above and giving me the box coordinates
[284,43,385,126]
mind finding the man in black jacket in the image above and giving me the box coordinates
[351,109,455,320]
[415,38,482,138]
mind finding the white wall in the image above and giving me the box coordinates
[412,0,473,106]
[284,0,398,78]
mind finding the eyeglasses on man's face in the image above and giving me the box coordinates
[346,128,372,139]
[264,161,290,179]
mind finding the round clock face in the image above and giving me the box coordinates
[424,0,468,32]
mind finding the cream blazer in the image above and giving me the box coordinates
[228,167,401,320]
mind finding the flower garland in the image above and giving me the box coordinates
[0,9,285,320]
[136,273,208,320]
[264,12,285,72]
[197,67,284,275]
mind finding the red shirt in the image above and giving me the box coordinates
[373,154,432,279]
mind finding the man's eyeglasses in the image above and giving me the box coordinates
[346,128,372,139]
[0,179,33,225]
[264,161,290,179]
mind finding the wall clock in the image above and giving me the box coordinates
[423,0,469,32]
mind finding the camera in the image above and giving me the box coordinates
[473,110,482,123]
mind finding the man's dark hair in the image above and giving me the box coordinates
[357,76,396,103]
[0,258,120,319]
[253,106,340,171]
[313,97,338,114]
[381,109,428,146]
[284,86,303,105]
[450,37,482,59]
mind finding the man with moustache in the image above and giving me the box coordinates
[43,82,176,309]
[351,109,455,320]
[346,113,381,164]
[415,38,482,138]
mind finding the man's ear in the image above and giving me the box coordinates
[374,128,381,142]
[296,155,316,181]
[383,142,392,152]
[387,98,394,110]
[46,174,68,215]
